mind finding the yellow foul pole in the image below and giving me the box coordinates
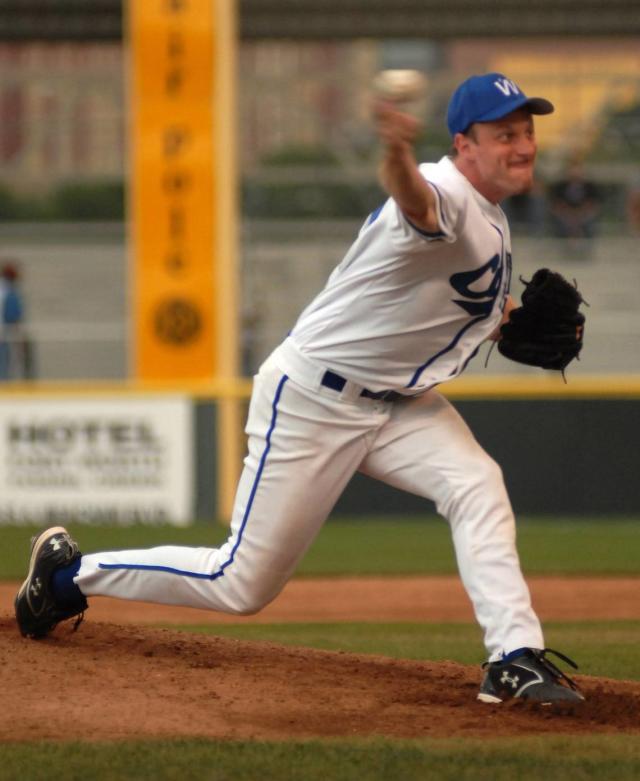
[214,0,242,522]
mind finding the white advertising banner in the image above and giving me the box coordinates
[0,397,193,526]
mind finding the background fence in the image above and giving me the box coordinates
[0,36,639,380]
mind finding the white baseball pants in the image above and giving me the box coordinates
[76,344,544,660]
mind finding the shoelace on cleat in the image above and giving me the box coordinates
[532,647,581,692]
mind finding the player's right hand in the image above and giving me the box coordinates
[373,99,422,150]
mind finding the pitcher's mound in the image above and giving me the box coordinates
[2,615,639,742]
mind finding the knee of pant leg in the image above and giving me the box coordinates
[219,579,282,616]
[477,454,505,490]
[437,453,506,518]
[227,602,262,617]
[459,452,505,492]
[219,591,269,616]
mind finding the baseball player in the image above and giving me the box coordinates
[16,73,586,705]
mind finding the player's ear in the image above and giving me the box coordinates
[453,130,473,158]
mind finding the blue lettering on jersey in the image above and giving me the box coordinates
[450,254,503,318]
[407,227,508,388]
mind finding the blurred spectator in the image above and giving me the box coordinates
[0,261,34,380]
[549,160,602,254]
[503,179,548,234]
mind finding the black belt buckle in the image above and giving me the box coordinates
[321,370,403,403]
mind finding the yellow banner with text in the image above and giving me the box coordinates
[129,0,225,379]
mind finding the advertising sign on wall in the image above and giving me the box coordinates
[0,397,193,526]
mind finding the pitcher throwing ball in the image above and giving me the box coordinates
[16,73,587,705]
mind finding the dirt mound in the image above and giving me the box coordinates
[2,614,639,742]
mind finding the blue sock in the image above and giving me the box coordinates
[51,558,84,607]
[501,646,530,663]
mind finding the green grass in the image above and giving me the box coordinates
[171,620,640,681]
[2,735,640,781]
[302,516,640,575]
[1,516,639,580]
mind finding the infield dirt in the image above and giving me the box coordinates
[2,576,640,742]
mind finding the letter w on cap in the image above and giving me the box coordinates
[494,78,520,97]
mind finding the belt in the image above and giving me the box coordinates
[320,370,405,403]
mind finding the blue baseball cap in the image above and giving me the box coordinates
[447,72,554,136]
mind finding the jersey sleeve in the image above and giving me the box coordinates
[387,162,462,250]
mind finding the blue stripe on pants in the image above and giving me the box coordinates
[97,374,289,580]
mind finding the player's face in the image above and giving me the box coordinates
[458,110,537,203]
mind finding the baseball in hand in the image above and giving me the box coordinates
[372,69,427,104]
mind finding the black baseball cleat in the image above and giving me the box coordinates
[15,526,88,639]
[477,647,585,704]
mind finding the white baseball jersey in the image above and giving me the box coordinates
[287,156,513,392]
